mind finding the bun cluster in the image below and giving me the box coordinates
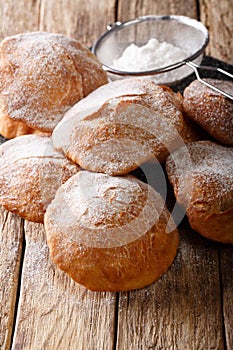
[0,31,232,291]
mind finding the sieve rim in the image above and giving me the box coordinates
[92,15,209,76]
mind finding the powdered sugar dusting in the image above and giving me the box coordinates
[0,32,107,132]
[53,77,161,134]
[111,38,188,72]
[0,134,79,222]
[0,134,65,166]
[53,78,184,174]
[166,140,233,208]
[183,79,233,145]
[45,171,171,248]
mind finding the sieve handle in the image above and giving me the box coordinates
[106,22,122,30]
[185,61,233,100]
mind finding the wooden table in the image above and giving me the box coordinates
[0,1,232,349]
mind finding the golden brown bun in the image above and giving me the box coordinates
[0,135,79,223]
[183,79,233,146]
[180,115,210,144]
[0,114,50,139]
[44,171,179,292]
[0,32,108,133]
[170,91,209,144]
[52,78,185,175]
[166,140,233,244]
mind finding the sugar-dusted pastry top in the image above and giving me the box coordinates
[0,134,79,223]
[0,114,50,139]
[45,170,175,248]
[183,79,233,146]
[0,31,108,133]
[166,140,233,243]
[52,78,185,175]
[44,170,179,291]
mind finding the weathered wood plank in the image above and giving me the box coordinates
[11,221,116,350]
[0,0,232,64]
[219,246,233,350]
[0,0,116,47]
[0,206,23,350]
[117,0,198,24]
[116,221,224,350]
[0,1,232,349]
[0,0,41,39]
[199,0,233,65]
[39,0,116,47]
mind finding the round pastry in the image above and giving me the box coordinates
[44,171,179,292]
[0,134,79,223]
[183,79,233,146]
[0,31,108,133]
[166,140,233,244]
[0,114,50,139]
[180,115,209,144]
[52,78,185,175]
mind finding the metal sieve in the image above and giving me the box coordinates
[92,15,233,100]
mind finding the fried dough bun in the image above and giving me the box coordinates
[183,79,233,146]
[166,140,233,244]
[0,31,108,135]
[0,135,79,223]
[45,171,179,291]
[52,78,185,175]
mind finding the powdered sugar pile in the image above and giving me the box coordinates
[112,38,188,72]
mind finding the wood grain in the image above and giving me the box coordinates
[0,207,23,350]
[11,221,116,350]
[38,0,117,47]
[117,0,198,20]
[199,0,233,65]
[1,0,232,63]
[0,0,116,47]
[116,221,225,350]
[0,0,41,39]
[0,1,232,349]
[219,246,233,349]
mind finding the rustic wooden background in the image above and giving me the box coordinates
[0,1,232,350]
[0,0,232,64]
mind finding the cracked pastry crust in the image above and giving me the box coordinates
[44,170,179,292]
[166,140,233,244]
[0,31,108,134]
[52,78,185,175]
[0,134,79,223]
